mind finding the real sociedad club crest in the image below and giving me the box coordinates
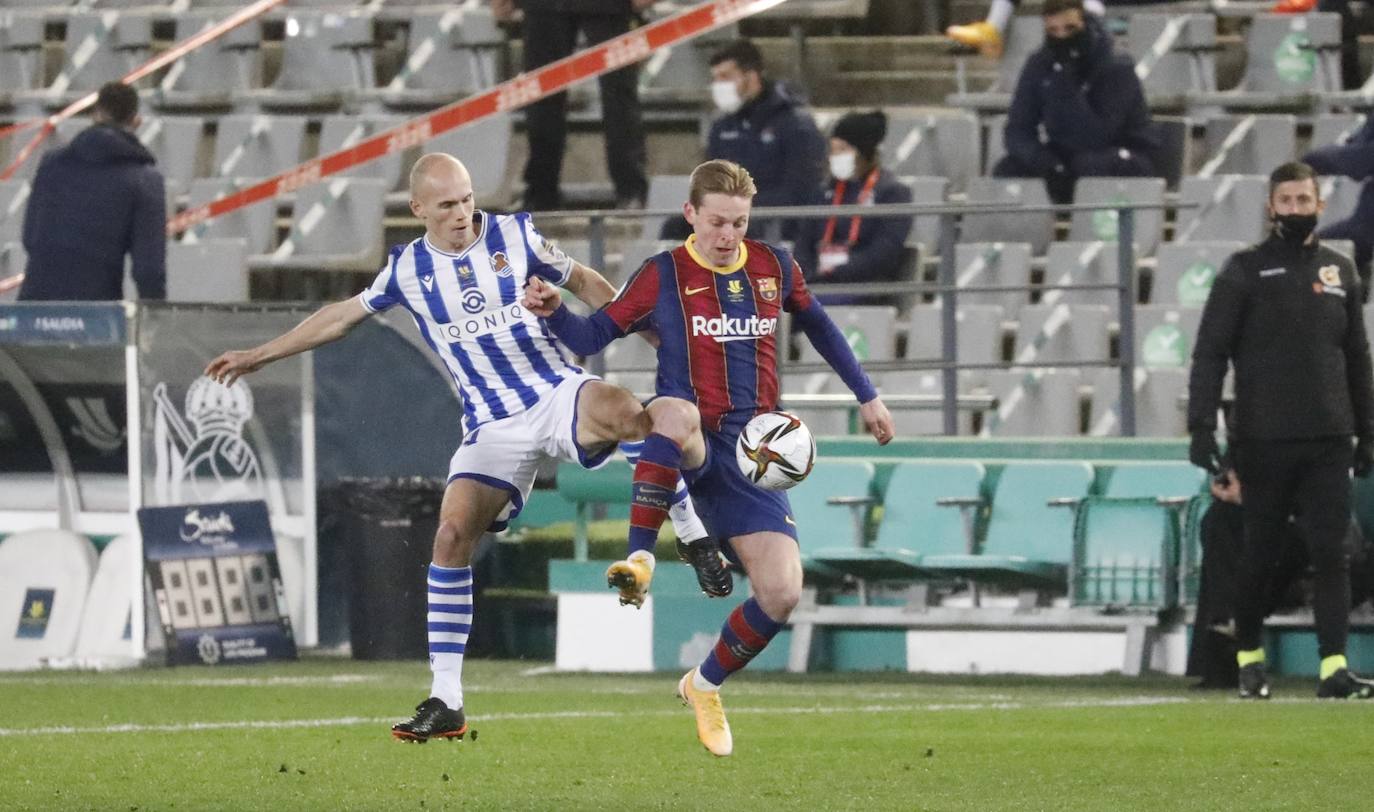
[492,251,513,278]
[153,377,263,505]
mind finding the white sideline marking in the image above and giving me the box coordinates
[0,674,379,688]
[0,696,1190,738]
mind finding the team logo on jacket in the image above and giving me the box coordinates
[757,277,778,301]
[1319,265,1342,287]
[690,314,778,342]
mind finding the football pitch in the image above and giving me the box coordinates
[1,659,1371,811]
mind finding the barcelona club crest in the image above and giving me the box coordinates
[756,277,778,301]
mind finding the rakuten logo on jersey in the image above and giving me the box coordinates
[690,314,778,343]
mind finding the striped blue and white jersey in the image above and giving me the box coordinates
[358,211,583,432]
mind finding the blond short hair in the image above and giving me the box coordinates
[688,160,757,208]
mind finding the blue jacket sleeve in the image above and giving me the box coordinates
[130,168,167,300]
[1004,56,1061,176]
[546,304,626,356]
[791,298,878,403]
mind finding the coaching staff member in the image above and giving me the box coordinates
[1188,161,1374,701]
[18,82,165,301]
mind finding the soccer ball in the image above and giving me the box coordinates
[735,411,815,491]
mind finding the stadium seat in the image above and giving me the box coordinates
[615,238,676,280]
[1199,115,1296,176]
[0,11,43,112]
[781,370,853,437]
[960,177,1054,255]
[978,368,1083,437]
[947,242,1033,314]
[0,241,24,302]
[168,237,248,302]
[19,12,152,111]
[1190,13,1342,111]
[798,304,899,364]
[642,174,691,240]
[185,178,277,255]
[319,113,406,195]
[1307,112,1365,152]
[424,112,515,207]
[1069,178,1166,257]
[371,7,501,110]
[901,175,949,252]
[917,460,1095,590]
[1088,366,1189,437]
[789,458,877,577]
[1318,174,1362,230]
[1043,241,1134,307]
[1011,303,1112,366]
[237,10,376,112]
[1150,241,1241,306]
[876,370,973,436]
[637,15,735,107]
[881,111,979,192]
[1103,461,1206,500]
[945,16,1042,112]
[1126,13,1217,109]
[0,180,28,245]
[249,177,387,273]
[1175,175,1267,244]
[1130,305,1202,370]
[807,460,987,583]
[136,116,204,199]
[0,529,99,670]
[152,12,263,112]
[904,303,1006,368]
[211,114,308,181]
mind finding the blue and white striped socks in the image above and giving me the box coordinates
[427,563,472,710]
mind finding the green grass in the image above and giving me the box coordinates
[1,659,1372,810]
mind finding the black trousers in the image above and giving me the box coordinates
[1232,437,1353,659]
[521,10,648,208]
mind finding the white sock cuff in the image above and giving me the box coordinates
[987,0,1014,31]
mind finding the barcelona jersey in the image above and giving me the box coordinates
[599,236,813,433]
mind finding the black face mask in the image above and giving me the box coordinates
[1273,213,1319,245]
[1046,27,1090,63]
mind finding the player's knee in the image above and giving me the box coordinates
[608,391,649,442]
[432,520,475,565]
[754,582,800,621]
[648,398,700,444]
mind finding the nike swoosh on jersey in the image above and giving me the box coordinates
[684,285,711,295]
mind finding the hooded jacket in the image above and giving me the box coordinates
[19,123,166,301]
[707,81,827,212]
[1004,16,1158,174]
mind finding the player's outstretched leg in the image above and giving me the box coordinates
[392,698,468,743]
[608,433,682,606]
[621,439,730,598]
[606,552,655,608]
[677,667,732,757]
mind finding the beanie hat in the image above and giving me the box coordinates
[831,110,887,161]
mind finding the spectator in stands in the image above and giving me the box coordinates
[18,82,165,301]
[1302,119,1374,299]
[499,0,653,211]
[794,110,914,306]
[947,0,1105,59]
[665,39,825,241]
[992,0,1158,205]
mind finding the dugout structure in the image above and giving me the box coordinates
[0,302,318,665]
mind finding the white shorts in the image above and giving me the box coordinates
[447,372,615,531]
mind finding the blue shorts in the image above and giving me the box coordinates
[684,428,797,562]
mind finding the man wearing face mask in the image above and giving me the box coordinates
[669,39,824,242]
[1188,161,1374,701]
[992,0,1157,205]
[794,110,914,306]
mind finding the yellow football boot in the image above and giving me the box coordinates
[946,21,1004,59]
[677,668,732,757]
[606,553,653,608]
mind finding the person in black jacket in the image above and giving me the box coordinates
[1188,161,1374,700]
[679,39,825,242]
[503,0,653,211]
[1303,117,1374,298]
[992,0,1158,205]
[794,110,914,306]
[18,82,165,301]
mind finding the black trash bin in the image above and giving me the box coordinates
[327,477,442,660]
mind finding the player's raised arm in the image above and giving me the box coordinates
[205,297,372,386]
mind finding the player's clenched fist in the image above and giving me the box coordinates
[204,350,264,387]
[522,276,562,318]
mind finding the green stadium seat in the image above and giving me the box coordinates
[790,459,877,579]
[918,461,1095,589]
[808,460,986,583]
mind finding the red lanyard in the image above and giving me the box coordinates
[820,169,879,248]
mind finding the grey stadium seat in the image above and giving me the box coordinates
[0,241,24,302]
[642,174,691,240]
[136,116,204,199]
[1151,241,1242,307]
[423,112,515,207]
[780,370,852,437]
[152,12,263,111]
[236,10,376,112]
[1319,174,1362,229]
[878,370,971,437]
[0,180,29,244]
[1012,303,1112,366]
[946,16,1043,112]
[0,12,44,111]
[248,177,387,272]
[978,368,1083,437]
[1199,115,1296,176]
[1310,112,1366,150]
[184,178,277,256]
[1043,241,1135,308]
[880,111,979,192]
[212,114,308,181]
[902,175,949,252]
[798,305,899,364]
[1175,175,1268,244]
[1089,367,1188,437]
[949,242,1033,314]
[903,303,1006,368]
[167,238,248,303]
[1190,13,1342,110]
[1127,13,1217,108]
[17,12,152,111]
[961,177,1054,255]
[1070,177,1166,257]
[371,7,501,110]
[319,114,406,195]
[1130,305,1202,370]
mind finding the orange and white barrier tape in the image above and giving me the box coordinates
[167,0,786,236]
[0,0,286,181]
